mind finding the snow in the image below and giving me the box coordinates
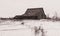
[0,19,60,36]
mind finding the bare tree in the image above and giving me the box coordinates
[52,11,57,20]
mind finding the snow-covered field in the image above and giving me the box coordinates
[0,19,60,36]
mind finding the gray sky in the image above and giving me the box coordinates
[0,0,60,18]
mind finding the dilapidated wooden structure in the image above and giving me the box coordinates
[14,8,46,19]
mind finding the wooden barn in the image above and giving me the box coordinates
[13,8,46,19]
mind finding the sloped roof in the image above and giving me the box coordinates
[23,8,45,16]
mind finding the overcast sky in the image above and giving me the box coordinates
[0,0,60,18]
